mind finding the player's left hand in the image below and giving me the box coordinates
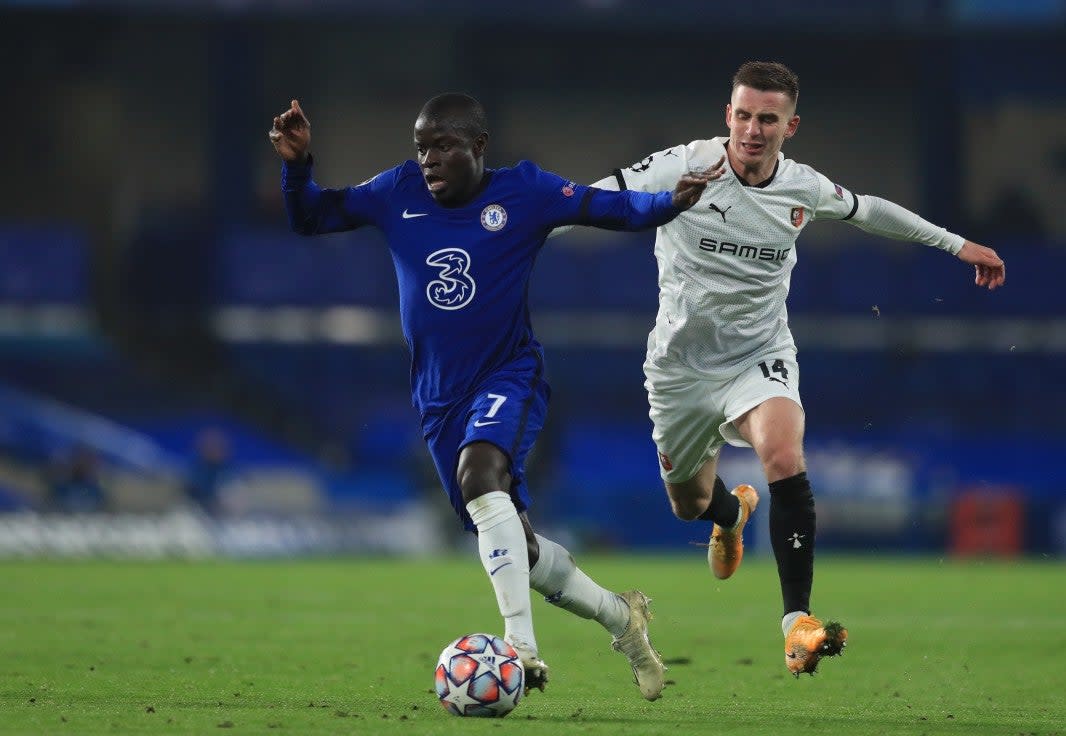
[269,99,311,163]
[957,241,1005,290]
[671,155,726,210]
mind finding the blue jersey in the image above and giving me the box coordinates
[282,158,679,415]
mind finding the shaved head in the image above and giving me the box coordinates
[417,93,488,141]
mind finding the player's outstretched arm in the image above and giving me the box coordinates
[957,240,1005,290]
[843,194,1006,291]
[547,174,618,240]
[269,99,311,163]
[599,168,716,230]
[548,156,724,239]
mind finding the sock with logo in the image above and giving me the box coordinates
[466,491,535,651]
[769,472,815,617]
[696,475,741,527]
[529,534,629,638]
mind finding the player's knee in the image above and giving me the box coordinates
[762,446,805,480]
[664,480,711,521]
[456,446,510,503]
[457,469,497,503]
[667,494,704,521]
[526,535,540,568]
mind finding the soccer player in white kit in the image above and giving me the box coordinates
[564,61,1005,676]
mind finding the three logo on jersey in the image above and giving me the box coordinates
[420,204,509,310]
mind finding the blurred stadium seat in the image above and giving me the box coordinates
[2,2,1063,556]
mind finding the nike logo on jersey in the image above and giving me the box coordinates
[708,203,732,222]
[402,209,428,219]
[473,419,501,427]
[489,562,513,576]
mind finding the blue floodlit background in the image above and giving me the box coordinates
[1,0,1063,558]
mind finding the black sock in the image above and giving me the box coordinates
[769,472,815,617]
[696,475,740,526]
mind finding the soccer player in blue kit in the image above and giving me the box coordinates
[269,94,722,700]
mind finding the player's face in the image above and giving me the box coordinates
[725,85,799,176]
[413,118,487,206]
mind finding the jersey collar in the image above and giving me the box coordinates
[732,159,779,189]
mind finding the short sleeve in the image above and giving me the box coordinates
[812,170,860,222]
[615,145,687,194]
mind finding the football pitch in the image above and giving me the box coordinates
[1,556,1062,735]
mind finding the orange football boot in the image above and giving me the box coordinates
[708,484,759,579]
[784,615,848,676]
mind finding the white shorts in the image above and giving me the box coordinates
[645,355,803,483]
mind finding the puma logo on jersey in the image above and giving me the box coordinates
[708,203,732,222]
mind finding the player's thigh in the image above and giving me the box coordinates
[724,357,806,477]
[461,374,548,475]
[647,372,729,487]
[423,407,479,530]
[423,374,547,533]
[460,373,549,507]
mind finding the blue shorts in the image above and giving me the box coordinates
[422,370,550,531]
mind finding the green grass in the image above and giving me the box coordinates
[1,556,1063,735]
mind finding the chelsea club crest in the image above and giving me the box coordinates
[480,204,507,232]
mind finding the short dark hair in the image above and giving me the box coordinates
[417,93,488,140]
[732,61,799,104]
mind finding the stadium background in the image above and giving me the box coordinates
[1,0,1063,559]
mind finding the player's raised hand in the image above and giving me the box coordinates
[671,155,726,210]
[269,99,311,163]
[957,240,1005,290]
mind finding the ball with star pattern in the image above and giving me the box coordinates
[434,633,524,717]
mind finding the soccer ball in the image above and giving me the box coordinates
[434,633,524,717]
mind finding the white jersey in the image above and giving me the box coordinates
[609,136,961,379]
